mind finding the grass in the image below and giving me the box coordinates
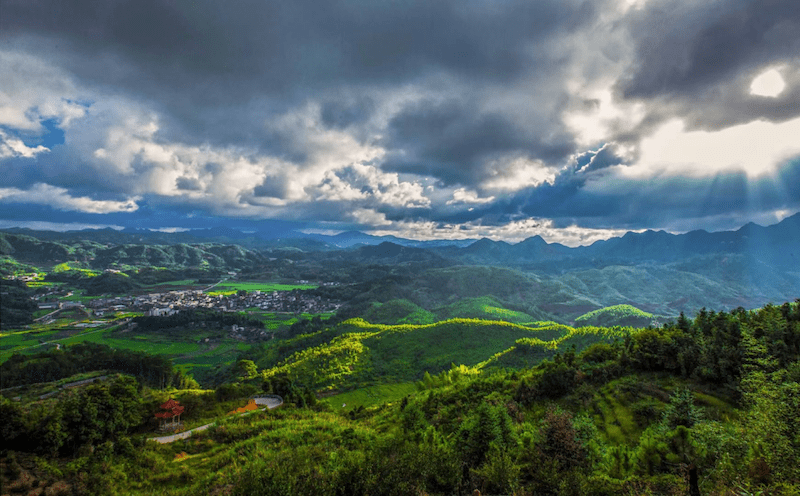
[593,384,641,445]
[0,326,63,358]
[212,281,319,292]
[256,313,300,330]
[575,304,655,327]
[261,318,575,392]
[435,296,536,324]
[0,320,253,383]
[60,332,202,356]
[321,382,417,410]
[56,289,106,302]
[140,279,206,290]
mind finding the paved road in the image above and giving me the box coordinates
[148,395,283,444]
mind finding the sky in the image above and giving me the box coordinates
[1,0,799,246]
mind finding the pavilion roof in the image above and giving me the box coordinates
[160,398,181,410]
[154,406,185,418]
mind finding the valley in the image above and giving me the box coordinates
[1,219,799,495]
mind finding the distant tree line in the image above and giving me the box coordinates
[0,343,196,390]
[0,278,37,329]
[132,309,264,330]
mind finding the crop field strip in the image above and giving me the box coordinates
[211,281,319,292]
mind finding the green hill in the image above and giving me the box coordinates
[434,296,537,323]
[575,304,655,327]
[258,318,607,392]
[361,299,437,325]
[479,325,632,370]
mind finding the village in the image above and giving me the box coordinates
[36,285,341,320]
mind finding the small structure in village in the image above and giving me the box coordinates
[155,398,185,431]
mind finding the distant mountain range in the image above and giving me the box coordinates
[439,213,800,269]
[1,213,798,319]
[2,212,797,257]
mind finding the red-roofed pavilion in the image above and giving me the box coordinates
[155,398,185,431]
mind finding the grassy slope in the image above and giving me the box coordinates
[575,304,655,327]
[361,299,437,325]
[434,295,537,323]
[260,318,630,392]
[321,382,418,410]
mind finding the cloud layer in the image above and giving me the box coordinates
[1,0,798,244]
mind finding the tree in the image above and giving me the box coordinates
[539,406,585,471]
[458,402,516,469]
[234,359,258,380]
[662,388,702,430]
[59,375,145,455]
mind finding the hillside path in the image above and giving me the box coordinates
[202,278,227,292]
[147,395,283,444]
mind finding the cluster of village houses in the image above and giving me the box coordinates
[36,286,340,319]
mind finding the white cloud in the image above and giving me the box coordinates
[317,169,368,202]
[482,155,559,192]
[350,208,392,226]
[0,129,49,159]
[0,183,139,213]
[0,50,86,131]
[446,188,495,205]
[368,217,635,246]
[148,227,192,233]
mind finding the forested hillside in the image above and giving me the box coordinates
[2,301,798,495]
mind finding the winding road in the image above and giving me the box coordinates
[148,395,283,444]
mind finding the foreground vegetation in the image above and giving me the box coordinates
[1,301,798,495]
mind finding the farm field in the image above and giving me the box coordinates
[0,325,64,358]
[0,319,251,384]
[247,311,334,329]
[321,382,417,410]
[211,281,318,292]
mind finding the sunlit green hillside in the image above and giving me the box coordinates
[575,304,655,327]
[258,318,626,392]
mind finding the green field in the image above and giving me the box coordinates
[0,326,63,357]
[0,320,252,384]
[212,281,318,292]
[321,382,417,410]
[141,279,205,289]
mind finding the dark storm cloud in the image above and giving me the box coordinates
[384,99,575,186]
[251,176,293,200]
[175,177,202,191]
[2,0,798,240]
[611,0,800,136]
[0,0,592,95]
[0,0,600,167]
[320,96,377,130]
[620,0,800,98]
